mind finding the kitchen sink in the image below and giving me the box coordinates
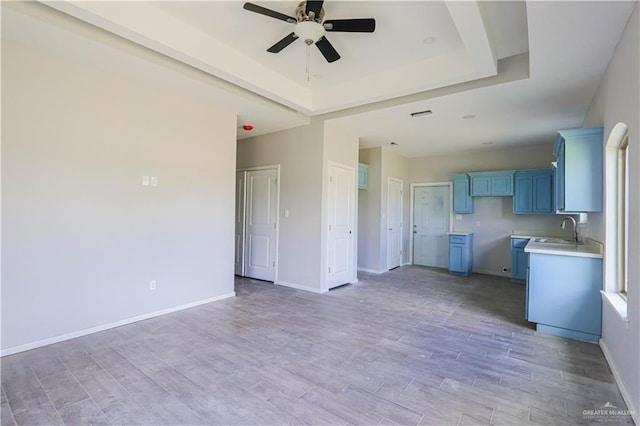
[532,237,582,245]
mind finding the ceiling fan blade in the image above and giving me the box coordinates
[324,18,376,33]
[305,1,324,19]
[315,36,340,63]
[243,2,296,23]
[267,32,299,53]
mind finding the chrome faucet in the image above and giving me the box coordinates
[561,216,578,242]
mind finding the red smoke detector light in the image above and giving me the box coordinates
[242,124,254,131]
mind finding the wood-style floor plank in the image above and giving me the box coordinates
[1,266,633,425]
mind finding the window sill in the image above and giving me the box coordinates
[601,291,629,327]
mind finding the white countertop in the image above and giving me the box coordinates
[524,238,603,259]
[511,230,574,239]
[447,231,473,236]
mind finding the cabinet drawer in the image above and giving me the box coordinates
[511,238,529,248]
[449,235,466,244]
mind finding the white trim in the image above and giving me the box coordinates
[237,165,281,283]
[599,339,638,425]
[409,182,453,267]
[387,177,404,270]
[275,280,327,294]
[325,161,357,292]
[357,267,388,274]
[0,292,236,357]
[601,291,629,326]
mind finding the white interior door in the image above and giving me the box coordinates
[234,171,246,276]
[413,185,450,268]
[328,163,355,289]
[387,178,403,270]
[245,169,277,281]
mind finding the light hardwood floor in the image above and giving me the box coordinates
[1,266,633,425]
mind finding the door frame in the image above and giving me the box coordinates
[409,182,453,266]
[387,177,404,270]
[236,164,280,283]
[324,161,357,293]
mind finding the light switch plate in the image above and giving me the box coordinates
[142,176,150,186]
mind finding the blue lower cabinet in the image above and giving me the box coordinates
[510,238,529,283]
[527,253,602,342]
[449,233,473,276]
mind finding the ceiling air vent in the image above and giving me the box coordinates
[410,109,433,118]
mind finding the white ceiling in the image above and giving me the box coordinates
[6,1,637,158]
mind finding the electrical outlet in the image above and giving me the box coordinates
[149,280,156,291]
[150,176,158,187]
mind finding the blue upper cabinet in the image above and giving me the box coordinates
[513,169,554,214]
[451,173,473,213]
[468,171,516,196]
[554,127,604,212]
[358,163,368,190]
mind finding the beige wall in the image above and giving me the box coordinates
[357,147,409,273]
[237,121,324,292]
[582,3,639,419]
[1,39,237,352]
[322,120,360,286]
[381,148,411,267]
[407,144,576,276]
[237,119,359,292]
[357,148,383,272]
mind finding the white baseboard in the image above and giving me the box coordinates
[275,280,326,294]
[600,339,639,425]
[357,267,387,274]
[1,292,236,357]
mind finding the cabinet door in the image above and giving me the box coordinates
[528,254,602,336]
[452,176,473,213]
[358,163,368,189]
[513,175,533,213]
[555,143,566,211]
[511,248,528,282]
[470,176,491,196]
[449,243,464,272]
[491,174,513,196]
[532,173,553,213]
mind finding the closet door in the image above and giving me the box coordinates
[245,169,278,281]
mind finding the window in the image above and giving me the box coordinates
[604,122,629,317]
[616,131,629,296]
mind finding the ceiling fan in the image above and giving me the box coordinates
[243,1,376,63]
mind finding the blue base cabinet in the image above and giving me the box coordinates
[451,173,473,213]
[513,169,554,214]
[449,233,473,276]
[554,127,604,212]
[527,253,602,342]
[510,238,529,283]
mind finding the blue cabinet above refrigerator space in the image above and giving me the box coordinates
[554,127,604,212]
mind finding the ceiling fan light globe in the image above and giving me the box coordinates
[294,20,325,44]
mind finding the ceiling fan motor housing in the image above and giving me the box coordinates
[296,1,324,22]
